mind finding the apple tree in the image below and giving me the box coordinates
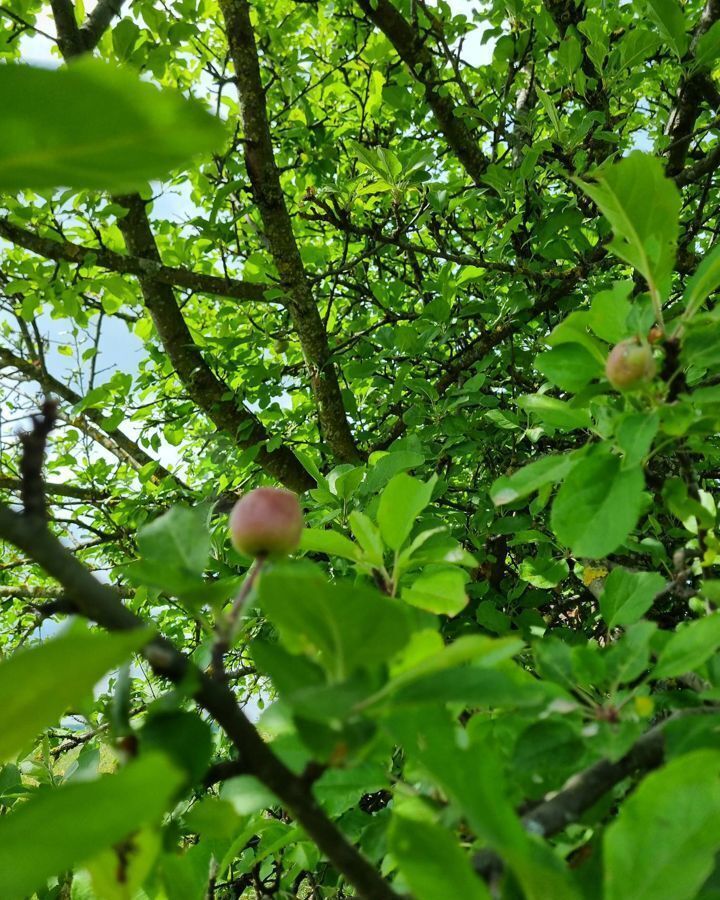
[1,0,720,897]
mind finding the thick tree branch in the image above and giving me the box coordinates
[218,0,362,465]
[114,193,314,492]
[46,0,313,493]
[375,284,567,449]
[0,475,109,502]
[0,502,402,900]
[79,0,125,51]
[0,584,130,600]
[49,0,84,56]
[355,0,488,185]
[18,400,58,520]
[665,0,720,176]
[50,0,123,54]
[674,141,720,187]
[0,217,276,306]
[472,707,720,878]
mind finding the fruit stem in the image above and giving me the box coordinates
[210,555,266,681]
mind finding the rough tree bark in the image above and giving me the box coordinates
[218,0,363,464]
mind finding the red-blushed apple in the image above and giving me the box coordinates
[605,339,657,391]
[229,487,303,558]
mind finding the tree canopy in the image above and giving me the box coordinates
[2,0,720,896]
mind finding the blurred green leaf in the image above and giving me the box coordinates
[259,566,411,678]
[0,59,226,191]
[0,628,148,764]
[378,472,436,550]
[653,614,720,679]
[390,814,492,900]
[604,750,720,900]
[0,754,182,898]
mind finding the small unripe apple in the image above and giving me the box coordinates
[229,487,303,558]
[605,339,656,391]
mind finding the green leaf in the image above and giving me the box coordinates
[0,754,182,899]
[259,566,411,679]
[662,477,715,530]
[315,763,388,816]
[387,708,580,900]
[615,411,659,467]
[518,394,592,431]
[535,344,603,392]
[138,710,213,785]
[377,472,436,550]
[653,614,720,679]
[513,721,585,799]
[348,511,385,565]
[390,815,492,900]
[683,243,720,320]
[519,556,570,588]
[491,453,579,505]
[599,567,665,628]
[588,282,633,343]
[300,527,361,561]
[547,310,608,362]
[364,450,425,493]
[370,634,524,709]
[551,452,645,557]
[604,750,720,900]
[694,20,720,69]
[327,465,365,500]
[137,504,211,576]
[645,0,689,59]
[387,663,551,709]
[576,153,680,300]
[161,843,214,900]
[536,86,563,138]
[682,312,720,373]
[605,620,658,685]
[221,775,278,815]
[0,59,226,191]
[86,827,160,900]
[0,628,149,763]
[618,28,662,70]
[402,568,468,617]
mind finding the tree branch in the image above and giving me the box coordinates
[665,0,720,176]
[45,0,313,493]
[218,0,363,465]
[113,193,314,492]
[0,217,276,306]
[0,502,402,900]
[355,0,488,185]
[472,706,720,878]
[18,399,58,520]
[0,346,180,485]
[79,0,125,51]
[0,475,109,502]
